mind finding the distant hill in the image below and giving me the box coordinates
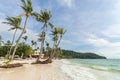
[62,50,106,59]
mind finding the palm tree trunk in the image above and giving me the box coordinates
[51,36,62,59]
[36,23,47,62]
[51,35,62,59]
[8,29,17,58]
[50,41,55,58]
[36,39,44,62]
[57,36,62,47]
[11,16,29,60]
[51,40,58,59]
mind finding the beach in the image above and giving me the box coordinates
[0,59,71,80]
[0,59,120,80]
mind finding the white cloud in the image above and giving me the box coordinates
[0,12,5,17]
[57,0,73,8]
[102,24,120,38]
[87,38,109,47]
[96,47,120,59]
[60,39,74,50]
[62,39,72,44]
[102,32,120,38]
[85,33,120,58]
[86,33,120,47]
[0,19,12,34]
[25,29,38,41]
[83,32,97,39]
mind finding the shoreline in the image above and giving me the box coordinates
[0,59,71,80]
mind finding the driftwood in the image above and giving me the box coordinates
[0,63,23,68]
[32,58,52,64]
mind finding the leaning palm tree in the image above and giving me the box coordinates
[3,16,22,57]
[57,28,67,47]
[37,32,45,59]
[32,9,54,62]
[11,0,33,60]
[50,27,59,58]
[50,27,66,59]
[51,27,59,47]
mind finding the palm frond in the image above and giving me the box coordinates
[32,12,43,21]
[3,16,22,32]
[48,22,54,29]
[20,0,33,16]
[21,0,27,7]
[40,9,52,23]
[18,27,23,30]
[22,35,28,41]
[8,27,16,31]
[58,28,67,35]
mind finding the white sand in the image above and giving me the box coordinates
[0,59,71,80]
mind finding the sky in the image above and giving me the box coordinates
[0,0,120,58]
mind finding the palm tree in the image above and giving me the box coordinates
[32,9,54,62]
[45,42,52,58]
[3,16,22,57]
[31,40,37,48]
[50,27,66,59]
[11,0,33,60]
[50,27,59,58]
[37,32,45,56]
[5,40,12,57]
[51,27,59,47]
[34,41,37,50]
[31,40,37,53]
[37,32,46,42]
[31,40,35,47]
[5,40,12,46]
[57,28,67,47]
[22,35,28,43]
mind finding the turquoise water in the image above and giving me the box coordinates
[60,59,120,80]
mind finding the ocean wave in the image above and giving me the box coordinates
[61,59,71,64]
[88,66,120,73]
[60,60,98,80]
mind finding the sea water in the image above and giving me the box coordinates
[60,59,120,80]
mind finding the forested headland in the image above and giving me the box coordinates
[61,49,106,59]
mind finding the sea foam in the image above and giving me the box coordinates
[60,60,98,80]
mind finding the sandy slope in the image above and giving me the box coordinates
[0,60,71,80]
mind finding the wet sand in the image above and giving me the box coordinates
[0,60,71,80]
